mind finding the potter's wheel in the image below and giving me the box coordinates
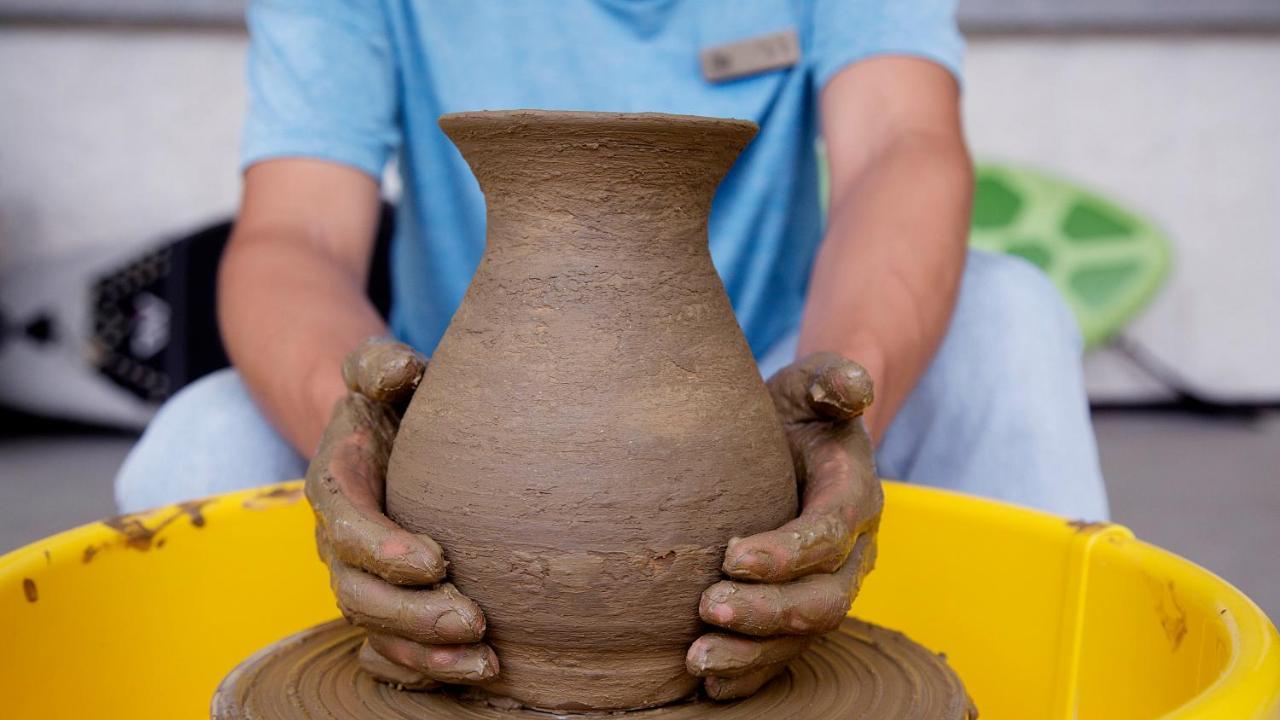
[213,617,976,719]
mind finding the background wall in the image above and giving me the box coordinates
[0,28,245,269]
[1,15,1277,403]
[966,36,1280,402]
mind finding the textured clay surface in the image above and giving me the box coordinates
[211,618,978,719]
[383,111,799,711]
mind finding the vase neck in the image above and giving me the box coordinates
[441,111,757,253]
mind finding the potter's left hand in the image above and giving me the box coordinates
[686,352,883,700]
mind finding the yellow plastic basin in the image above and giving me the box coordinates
[1,481,1276,719]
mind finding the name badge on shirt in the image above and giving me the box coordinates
[701,29,800,83]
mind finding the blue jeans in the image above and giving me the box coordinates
[115,251,1109,520]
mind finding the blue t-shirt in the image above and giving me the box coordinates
[243,0,962,359]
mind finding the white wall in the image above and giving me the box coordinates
[964,36,1280,401]
[1,27,1277,401]
[0,27,245,266]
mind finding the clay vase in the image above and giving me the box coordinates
[385,110,798,712]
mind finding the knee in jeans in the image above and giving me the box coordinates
[958,251,1082,359]
[141,369,253,442]
[114,369,285,512]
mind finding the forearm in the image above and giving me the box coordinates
[798,132,972,440]
[218,224,387,456]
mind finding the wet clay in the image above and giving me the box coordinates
[383,111,799,711]
[212,618,977,719]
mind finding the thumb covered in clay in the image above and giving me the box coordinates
[341,337,428,409]
[765,352,874,425]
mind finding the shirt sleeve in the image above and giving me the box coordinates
[241,0,399,179]
[809,0,964,90]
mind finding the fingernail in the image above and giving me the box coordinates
[686,644,709,673]
[809,377,854,416]
[705,676,738,701]
[706,584,734,605]
[379,537,412,557]
[743,550,776,575]
[727,549,775,578]
[431,648,497,681]
[424,645,494,676]
[428,647,459,667]
[707,602,734,624]
[462,655,495,680]
[473,650,499,680]
[405,547,446,577]
[434,610,475,641]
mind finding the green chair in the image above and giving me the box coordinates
[969,165,1170,348]
[817,149,1171,348]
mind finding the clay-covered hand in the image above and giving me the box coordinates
[687,352,883,700]
[305,339,499,689]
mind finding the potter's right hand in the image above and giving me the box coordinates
[305,338,499,689]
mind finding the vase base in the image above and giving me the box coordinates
[213,617,976,719]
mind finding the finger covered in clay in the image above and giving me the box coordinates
[686,632,810,677]
[701,534,875,637]
[357,639,440,690]
[704,660,789,701]
[365,632,500,685]
[319,512,447,587]
[721,510,853,582]
[341,337,427,407]
[722,439,881,583]
[329,562,486,644]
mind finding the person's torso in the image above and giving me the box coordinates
[385,0,825,358]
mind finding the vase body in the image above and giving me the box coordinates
[385,110,797,712]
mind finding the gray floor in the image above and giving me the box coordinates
[1097,411,1280,623]
[0,433,127,550]
[1,412,1277,621]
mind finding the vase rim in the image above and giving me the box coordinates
[439,109,758,140]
